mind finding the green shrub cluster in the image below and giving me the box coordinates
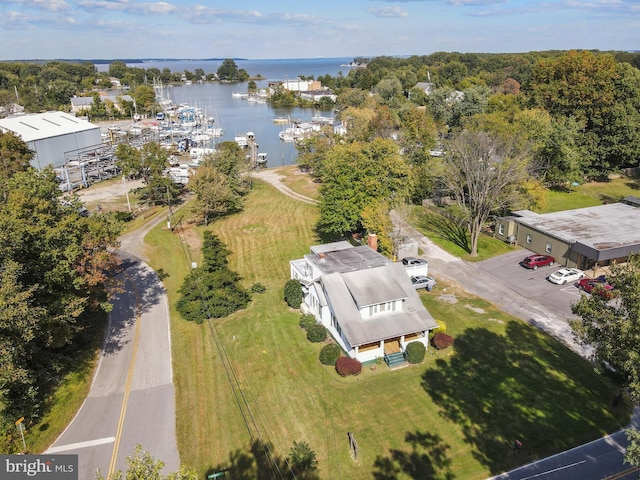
[284,279,303,308]
[433,320,447,335]
[251,282,267,293]
[405,341,426,364]
[306,324,327,343]
[299,313,317,330]
[319,343,341,365]
[335,357,362,377]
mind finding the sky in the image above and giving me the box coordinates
[1,0,638,61]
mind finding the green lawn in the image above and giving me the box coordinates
[406,206,516,262]
[143,180,630,479]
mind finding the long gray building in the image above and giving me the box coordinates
[0,111,101,170]
[495,201,640,270]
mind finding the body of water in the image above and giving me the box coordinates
[119,57,355,167]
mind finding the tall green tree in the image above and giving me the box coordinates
[176,232,250,323]
[529,50,640,173]
[217,59,239,81]
[0,166,121,425]
[317,138,411,238]
[189,142,251,225]
[0,131,33,201]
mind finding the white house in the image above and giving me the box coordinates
[290,241,438,365]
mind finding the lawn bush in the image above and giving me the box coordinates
[299,313,317,330]
[251,282,267,293]
[335,357,362,377]
[432,332,454,350]
[433,320,447,335]
[319,343,341,365]
[284,279,303,308]
[405,341,426,364]
[306,324,327,343]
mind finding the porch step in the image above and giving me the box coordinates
[385,351,406,368]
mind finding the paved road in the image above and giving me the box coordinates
[46,253,179,478]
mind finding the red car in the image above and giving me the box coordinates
[520,254,555,270]
[578,278,617,299]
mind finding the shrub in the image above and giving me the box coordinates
[251,282,267,293]
[306,324,327,343]
[433,320,447,335]
[432,332,454,350]
[114,210,134,222]
[319,343,341,365]
[405,341,426,364]
[284,279,303,308]
[335,356,362,377]
[299,314,317,330]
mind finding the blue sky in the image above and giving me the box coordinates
[1,0,638,60]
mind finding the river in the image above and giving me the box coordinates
[108,58,356,167]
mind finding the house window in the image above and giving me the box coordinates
[545,242,552,253]
[498,224,504,236]
[526,234,532,244]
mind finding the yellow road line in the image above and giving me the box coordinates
[107,273,142,478]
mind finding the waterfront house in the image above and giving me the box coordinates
[290,241,438,365]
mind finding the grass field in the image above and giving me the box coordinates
[24,171,636,474]
[143,178,630,479]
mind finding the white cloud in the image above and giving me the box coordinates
[368,5,409,16]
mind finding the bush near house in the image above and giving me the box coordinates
[299,313,317,330]
[405,341,426,364]
[306,324,327,343]
[336,357,363,377]
[319,343,341,366]
[433,320,447,335]
[432,332,454,350]
[284,279,303,308]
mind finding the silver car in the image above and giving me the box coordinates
[411,275,436,291]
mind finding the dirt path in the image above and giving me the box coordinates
[252,168,318,205]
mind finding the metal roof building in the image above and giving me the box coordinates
[0,112,101,170]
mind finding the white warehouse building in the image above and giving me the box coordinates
[0,111,102,170]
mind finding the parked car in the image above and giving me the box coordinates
[402,257,428,266]
[411,275,436,291]
[520,254,555,270]
[548,268,584,285]
[578,278,617,299]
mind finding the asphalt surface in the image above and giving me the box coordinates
[46,253,179,478]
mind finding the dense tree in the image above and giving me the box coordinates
[317,138,411,238]
[438,130,530,256]
[529,50,640,173]
[176,232,250,323]
[189,142,251,225]
[0,131,34,201]
[133,84,157,115]
[217,59,240,81]
[0,165,121,427]
[570,255,640,466]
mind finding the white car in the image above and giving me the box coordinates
[548,268,584,285]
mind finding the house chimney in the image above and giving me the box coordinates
[367,233,378,251]
[318,252,326,261]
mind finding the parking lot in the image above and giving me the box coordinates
[475,249,593,322]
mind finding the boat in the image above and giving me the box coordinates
[257,152,268,164]
[232,92,248,98]
[273,117,289,124]
[234,135,248,148]
[311,116,334,125]
[279,128,295,142]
